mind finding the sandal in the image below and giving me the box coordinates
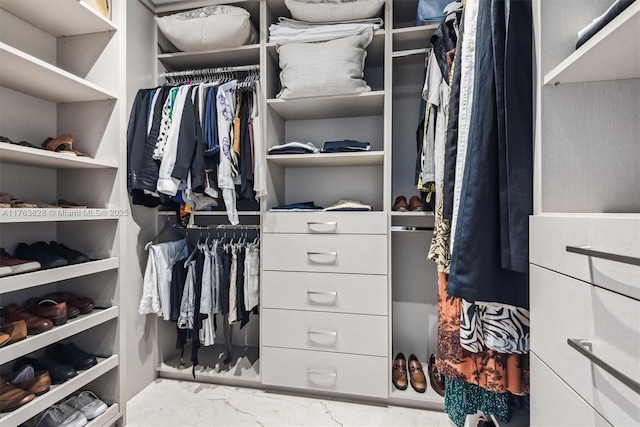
[41,135,88,157]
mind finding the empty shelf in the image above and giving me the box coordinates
[267,91,385,120]
[158,44,261,70]
[392,25,438,51]
[267,151,384,167]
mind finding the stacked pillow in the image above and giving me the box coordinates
[284,0,384,22]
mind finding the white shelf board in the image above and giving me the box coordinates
[267,151,384,167]
[157,211,261,216]
[158,344,261,387]
[0,257,119,293]
[0,42,117,103]
[267,91,385,120]
[391,211,435,217]
[0,143,118,169]
[86,403,120,427]
[0,307,119,363]
[159,44,260,71]
[392,25,438,51]
[544,2,640,85]
[0,209,119,223]
[389,382,444,410]
[0,356,118,427]
[0,0,117,37]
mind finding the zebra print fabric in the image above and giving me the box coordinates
[460,299,529,354]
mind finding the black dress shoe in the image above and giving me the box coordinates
[46,342,97,371]
[16,356,77,385]
[48,242,90,265]
[14,242,68,270]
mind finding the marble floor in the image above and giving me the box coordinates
[126,379,455,427]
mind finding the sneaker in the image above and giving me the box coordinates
[34,403,87,427]
[63,391,107,420]
[0,248,41,275]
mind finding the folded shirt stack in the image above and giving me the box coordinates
[576,0,635,49]
[323,200,372,211]
[269,17,383,44]
[321,139,371,153]
[268,142,320,155]
[270,201,324,212]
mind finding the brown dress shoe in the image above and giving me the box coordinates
[10,365,51,396]
[392,352,408,390]
[1,320,27,345]
[0,384,34,412]
[25,299,67,326]
[1,304,53,335]
[46,292,95,315]
[392,196,409,212]
[408,196,424,211]
[408,354,427,393]
[0,331,9,347]
[428,354,445,397]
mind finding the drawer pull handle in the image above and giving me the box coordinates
[307,221,337,233]
[567,338,640,394]
[306,291,337,296]
[306,369,337,378]
[566,246,640,267]
[307,329,338,337]
[307,252,338,265]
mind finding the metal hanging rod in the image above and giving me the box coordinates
[187,224,261,230]
[159,64,260,79]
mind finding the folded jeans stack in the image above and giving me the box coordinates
[321,139,370,153]
[268,141,320,155]
[270,201,324,212]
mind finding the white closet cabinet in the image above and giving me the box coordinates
[129,0,444,412]
[531,1,640,425]
[0,1,126,426]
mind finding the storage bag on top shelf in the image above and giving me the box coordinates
[284,0,384,23]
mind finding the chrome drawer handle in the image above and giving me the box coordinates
[307,221,337,233]
[306,369,337,378]
[567,339,640,394]
[307,329,338,337]
[307,252,337,264]
[306,291,337,296]
[566,246,640,267]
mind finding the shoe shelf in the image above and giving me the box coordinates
[0,209,120,224]
[0,43,117,103]
[0,0,116,37]
[0,258,119,293]
[0,355,118,427]
[158,44,261,71]
[391,211,435,217]
[157,211,261,217]
[0,307,119,364]
[544,2,640,85]
[388,385,444,410]
[158,344,261,388]
[267,91,385,121]
[392,25,439,52]
[267,151,384,167]
[0,143,118,170]
[86,403,120,427]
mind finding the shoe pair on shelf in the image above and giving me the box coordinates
[0,365,51,412]
[13,242,90,270]
[0,248,41,277]
[392,353,445,396]
[17,342,98,386]
[34,391,108,427]
[0,319,27,347]
[0,293,95,334]
[392,195,424,212]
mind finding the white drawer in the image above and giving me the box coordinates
[530,265,640,426]
[530,353,609,427]
[262,234,387,275]
[261,347,387,398]
[262,271,387,315]
[264,212,387,234]
[530,214,640,299]
[262,309,387,356]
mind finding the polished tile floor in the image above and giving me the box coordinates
[126,379,455,426]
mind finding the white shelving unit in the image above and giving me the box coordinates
[0,356,119,427]
[267,91,385,120]
[392,24,438,51]
[267,151,384,167]
[158,44,261,70]
[0,0,124,423]
[544,2,640,85]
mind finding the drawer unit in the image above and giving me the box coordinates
[262,234,388,275]
[530,265,640,426]
[530,353,609,427]
[261,347,388,398]
[262,271,387,315]
[530,214,640,299]
[262,309,388,356]
[264,212,387,234]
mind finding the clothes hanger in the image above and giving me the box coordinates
[145,217,184,250]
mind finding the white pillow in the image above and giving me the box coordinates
[284,0,384,23]
[277,28,373,99]
[155,5,256,52]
